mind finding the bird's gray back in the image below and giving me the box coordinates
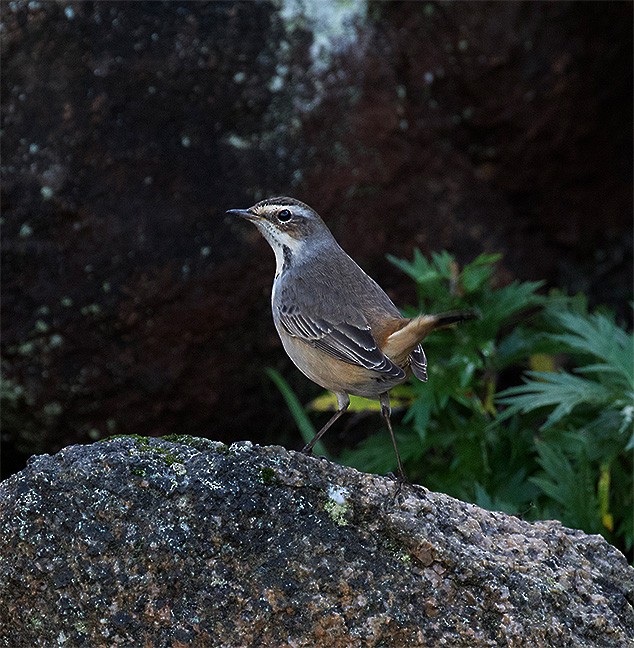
[273,241,401,328]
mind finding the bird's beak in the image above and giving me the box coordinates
[226,208,259,221]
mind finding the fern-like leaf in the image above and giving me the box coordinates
[497,371,613,429]
[547,310,634,389]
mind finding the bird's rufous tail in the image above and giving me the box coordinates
[382,310,477,364]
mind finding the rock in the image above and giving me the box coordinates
[1,437,632,647]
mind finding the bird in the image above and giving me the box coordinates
[227,197,475,480]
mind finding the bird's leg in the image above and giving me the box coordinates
[302,392,350,454]
[379,392,407,483]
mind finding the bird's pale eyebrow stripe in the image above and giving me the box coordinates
[253,197,314,214]
[256,198,303,208]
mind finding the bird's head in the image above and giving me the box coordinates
[227,197,334,271]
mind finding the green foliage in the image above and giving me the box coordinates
[498,309,633,434]
[495,307,634,549]
[498,370,614,430]
[268,250,634,556]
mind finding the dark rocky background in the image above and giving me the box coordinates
[2,1,632,477]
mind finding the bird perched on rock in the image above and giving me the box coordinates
[228,197,475,480]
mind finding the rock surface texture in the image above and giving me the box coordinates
[1,438,633,647]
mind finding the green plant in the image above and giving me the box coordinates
[497,308,634,548]
[267,250,634,556]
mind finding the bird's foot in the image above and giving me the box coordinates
[386,470,410,502]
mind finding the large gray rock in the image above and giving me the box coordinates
[1,437,632,646]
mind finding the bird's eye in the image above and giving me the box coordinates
[277,209,292,222]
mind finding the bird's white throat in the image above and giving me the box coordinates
[255,221,305,276]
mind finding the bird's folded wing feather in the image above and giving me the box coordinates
[279,311,405,379]
[409,344,428,382]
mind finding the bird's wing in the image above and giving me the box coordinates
[278,310,405,380]
[409,344,428,382]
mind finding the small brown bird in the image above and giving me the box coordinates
[228,197,474,479]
